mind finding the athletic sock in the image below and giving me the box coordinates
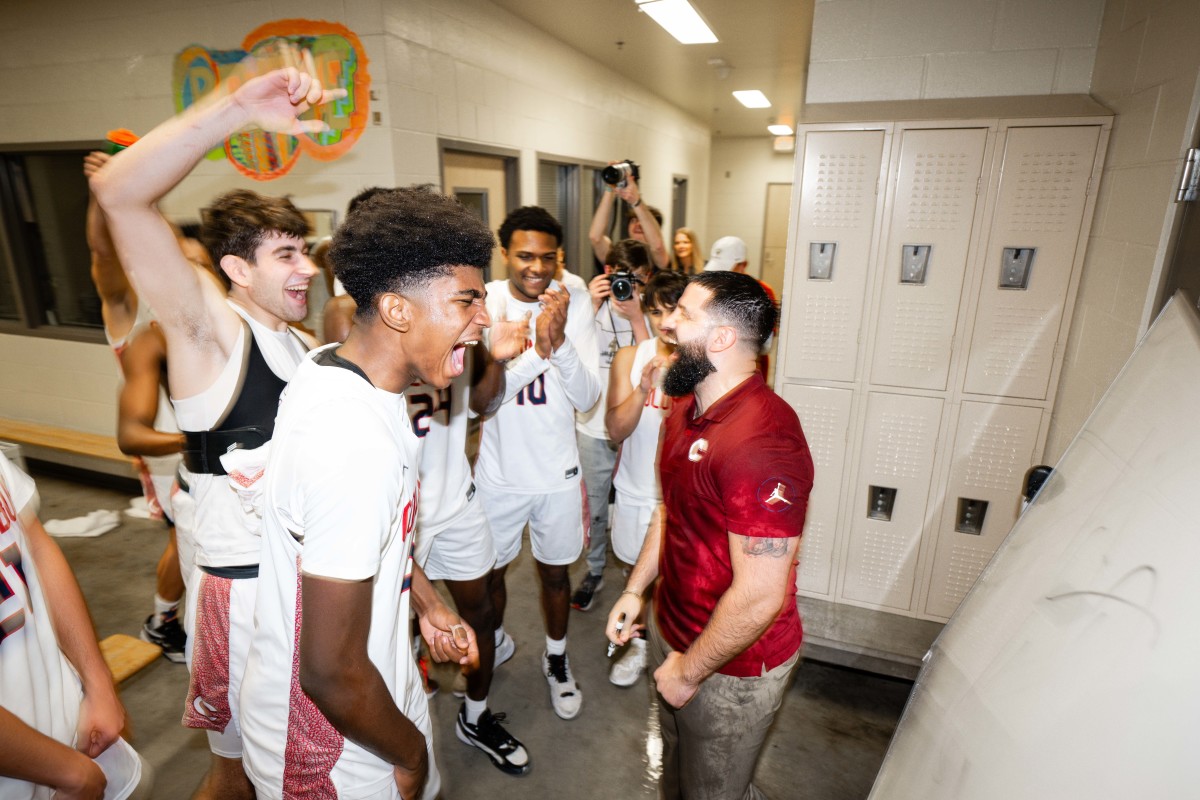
[465,697,488,726]
[546,635,567,656]
[153,594,179,628]
[494,626,507,647]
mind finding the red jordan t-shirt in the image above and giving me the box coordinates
[654,374,813,677]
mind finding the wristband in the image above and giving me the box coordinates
[621,589,643,600]
[631,198,642,208]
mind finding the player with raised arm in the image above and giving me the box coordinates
[476,206,600,720]
[90,55,342,799]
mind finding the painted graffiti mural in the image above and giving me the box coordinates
[173,19,370,181]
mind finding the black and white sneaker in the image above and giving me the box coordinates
[455,704,531,775]
[570,573,604,611]
[544,651,582,719]
[141,612,186,664]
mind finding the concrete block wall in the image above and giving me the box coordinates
[1044,0,1200,460]
[806,0,1104,102]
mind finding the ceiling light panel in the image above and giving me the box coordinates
[768,124,794,135]
[733,90,771,108]
[635,0,718,45]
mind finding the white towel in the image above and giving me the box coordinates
[44,509,121,538]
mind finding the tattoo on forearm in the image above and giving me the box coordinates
[742,537,789,557]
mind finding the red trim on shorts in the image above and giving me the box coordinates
[182,573,232,732]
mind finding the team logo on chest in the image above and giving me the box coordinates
[757,479,795,512]
[687,438,709,462]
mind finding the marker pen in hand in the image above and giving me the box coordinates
[608,615,626,657]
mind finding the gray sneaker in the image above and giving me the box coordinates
[570,573,605,611]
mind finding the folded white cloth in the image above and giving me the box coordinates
[44,509,121,538]
[124,496,153,519]
[221,442,270,530]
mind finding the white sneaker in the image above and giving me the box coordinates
[609,637,647,687]
[543,651,582,719]
[453,631,517,698]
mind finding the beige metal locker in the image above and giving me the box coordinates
[871,128,989,391]
[781,384,853,597]
[785,129,886,383]
[922,401,1044,619]
[964,125,1103,399]
[841,392,944,610]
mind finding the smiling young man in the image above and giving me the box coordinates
[90,62,340,798]
[240,185,483,799]
[606,270,814,800]
[475,206,600,721]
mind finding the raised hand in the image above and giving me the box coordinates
[231,50,347,136]
[490,310,531,362]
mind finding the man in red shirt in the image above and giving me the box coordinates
[606,270,813,800]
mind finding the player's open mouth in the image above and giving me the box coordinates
[451,340,477,374]
[285,283,309,302]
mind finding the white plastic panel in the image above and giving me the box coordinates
[780,383,853,597]
[870,295,1200,800]
[922,401,1043,620]
[871,128,988,390]
[841,392,943,611]
[964,125,1101,399]
[786,129,886,383]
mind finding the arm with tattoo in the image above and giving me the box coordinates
[653,532,800,708]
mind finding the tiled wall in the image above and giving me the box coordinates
[1045,0,1200,460]
[0,0,710,438]
[807,0,1104,102]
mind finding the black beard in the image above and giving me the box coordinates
[663,340,715,397]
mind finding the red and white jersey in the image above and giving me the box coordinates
[476,280,600,494]
[406,370,472,533]
[612,337,672,504]
[0,457,141,799]
[242,346,432,798]
[172,302,311,567]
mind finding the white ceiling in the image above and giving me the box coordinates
[489,0,815,138]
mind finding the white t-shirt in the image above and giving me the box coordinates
[172,302,311,567]
[242,346,431,797]
[612,337,672,503]
[406,369,472,533]
[476,280,600,494]
[0,457,141,800]
[576,299,643,441]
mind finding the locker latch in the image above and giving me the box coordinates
[900,245,931,284]
[867,486,897,521]
[999,248,1035,289]
[955,498,989,534]
[809,242,836,280]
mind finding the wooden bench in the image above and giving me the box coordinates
[0,418,137,478]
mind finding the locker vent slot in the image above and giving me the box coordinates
[797,295,854,363]
[858,526,910,592]
[873,412,931,479]
[904,150,978,230]
[813,153,875,228]
[965,419,1030,491]
[943,541,994,607]
[887,300,945,372]
[1002,149,1087,233]
[979,305,1049,380]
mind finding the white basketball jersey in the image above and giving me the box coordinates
[0,458,142,799]
[612,338,672,503]
[242,347,433,798]
[475,280,600,494]
[172,302,310,567]
[406,369,472,532]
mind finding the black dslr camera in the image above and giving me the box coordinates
[601,160,640,189]
[608,271,636,302]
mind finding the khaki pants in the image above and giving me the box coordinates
[648,615,800,800]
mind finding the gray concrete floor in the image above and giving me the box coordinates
[34,464,913,799]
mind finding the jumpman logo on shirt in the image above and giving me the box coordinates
[765,483,792,508]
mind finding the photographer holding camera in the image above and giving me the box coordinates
[588,160,670,270]
[572,239,655,613]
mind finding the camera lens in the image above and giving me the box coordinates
[610,274,634,302]
[601,163,631,186]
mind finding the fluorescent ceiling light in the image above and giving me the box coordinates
[768,124,794,136]
[733,90,771,108]
[635,0,718,45]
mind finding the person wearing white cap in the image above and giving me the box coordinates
[703,235,750,273]
[703,236,776,380]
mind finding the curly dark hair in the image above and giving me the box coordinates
[200,189,309,288]
[690,270,777,350]
[347,186,391,215]
[328,185,495,318]
[641,269,688,312]
[497,206,562,249]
